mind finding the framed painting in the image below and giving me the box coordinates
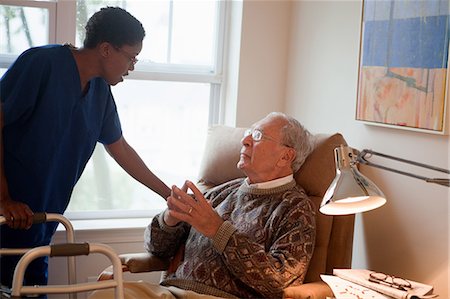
[356,0,449,135]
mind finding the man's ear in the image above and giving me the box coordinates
[277,147,296,167]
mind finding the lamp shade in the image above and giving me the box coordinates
[319,146,386,215]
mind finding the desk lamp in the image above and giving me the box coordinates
[319,145,450,215]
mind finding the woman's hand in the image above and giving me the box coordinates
[0,196,34,229]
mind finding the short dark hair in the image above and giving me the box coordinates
[83,6,145,49]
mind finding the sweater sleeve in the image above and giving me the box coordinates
[212,220,237,253]
[144,210,191,258]
[219,193,316,298]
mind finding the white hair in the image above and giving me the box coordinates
[267,112,314,172]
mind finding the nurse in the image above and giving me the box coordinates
[0,6,170,288]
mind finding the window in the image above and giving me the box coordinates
[0,0,56,67]
[0,5,49,53]
[0,0,228,220]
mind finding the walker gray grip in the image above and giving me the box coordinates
[32,212,47,224]
[50,243,90,257]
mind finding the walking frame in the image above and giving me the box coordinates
[0,213,124,299]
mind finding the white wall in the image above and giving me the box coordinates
[285,1,449,298]
[224,0,291,127]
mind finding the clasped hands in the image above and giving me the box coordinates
[164,180,224,239]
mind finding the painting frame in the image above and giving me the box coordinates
[355,0,450,135]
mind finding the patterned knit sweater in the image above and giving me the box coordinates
[144,178,316,299]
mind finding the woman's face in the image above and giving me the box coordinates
[104,42,142,86]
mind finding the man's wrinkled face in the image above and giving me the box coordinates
[237,116,292,183]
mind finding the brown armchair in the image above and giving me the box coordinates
[100,126,355,299]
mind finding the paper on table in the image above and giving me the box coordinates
[321,274,391,299]
[332,269,435,299]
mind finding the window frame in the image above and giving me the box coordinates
[0,0,54,68]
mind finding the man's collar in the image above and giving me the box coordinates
[245,174,294,189]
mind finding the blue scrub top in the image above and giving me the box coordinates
[0,45,124,286]
[1,44,122,242]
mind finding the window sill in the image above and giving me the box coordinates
[54,218,152,244]
[56,217,151,231]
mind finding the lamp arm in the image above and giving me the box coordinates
[357,149,450,187]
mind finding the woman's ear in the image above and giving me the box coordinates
[98,42,111,58]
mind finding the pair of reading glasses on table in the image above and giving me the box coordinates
[369,272,412,291]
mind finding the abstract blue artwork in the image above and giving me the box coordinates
[356,0,449,134]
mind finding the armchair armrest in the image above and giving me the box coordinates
[283,281,334,299]
[120,252,170,273]
[98,255,334,299]
[98,252,171,281]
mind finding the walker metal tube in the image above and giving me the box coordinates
[45,213,77,290]
[0,213,78,299]
[11,243,124,299]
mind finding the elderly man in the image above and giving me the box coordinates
[92,112,316,299]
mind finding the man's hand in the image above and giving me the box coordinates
[0,196,34,229]
[163,181,190,226]
[166,180,224,238]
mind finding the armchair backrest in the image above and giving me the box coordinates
[295,133,355,282]
[196,126,355,283]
